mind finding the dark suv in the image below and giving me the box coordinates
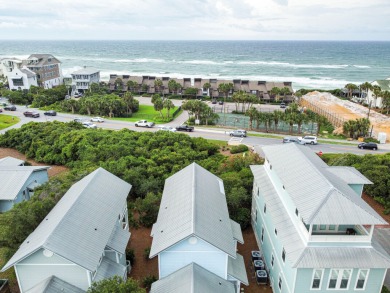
[358,142,378,150]
[23,111,40,118]
[4,105,16,111]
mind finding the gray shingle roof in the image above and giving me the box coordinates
[150,162,236,258]
[0,166,49,200]
[227,253,249,285]
[25,276,85,293]
[107,224,131,253]
[0,156,25,166]
[2,168,131,272]
[261,144,386,225]
[326,166,373,184]
[150,262,236,293]
[251,165,305,265]
[93,256,127,283]
[230,219,244,244]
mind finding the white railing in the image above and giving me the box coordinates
[126,260,132,274]
[309,234,371,243]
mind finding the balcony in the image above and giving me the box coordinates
[309,225,372,243]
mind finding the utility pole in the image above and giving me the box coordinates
[367,101,372,120]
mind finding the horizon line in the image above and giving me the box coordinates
[1,39,390,42]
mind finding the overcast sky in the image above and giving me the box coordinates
[1,0,389,40]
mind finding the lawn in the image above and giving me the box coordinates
[111,105,182,124]
[0,115,20,130]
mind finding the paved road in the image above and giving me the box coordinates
[1,105,389,156]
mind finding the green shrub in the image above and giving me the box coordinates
[230,144,249,154]
[142,275,157,290]
[143,247,151,260]
[363,137,380,143]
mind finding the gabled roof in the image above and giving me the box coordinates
[94,256,127,283]
[20,68,36,78]
[2,168,131,272]
[326,166,373,184]
[227,253,249,285]
[0,156,25,166]
[150,262,236,293]
[372,80,390,91]
[230,219,244,244]
[25,275,85,293]
[0,166,49,200]
[150,162,236,258]
[71,67,100,75]
[261,144,386,225]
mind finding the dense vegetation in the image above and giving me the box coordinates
[87,276,145,293]
[321,153,390,214]
[0,122,262,253]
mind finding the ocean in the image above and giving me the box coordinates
[1,40,389,90]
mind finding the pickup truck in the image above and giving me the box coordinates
[135,120,155,128]
[176,125,194,132]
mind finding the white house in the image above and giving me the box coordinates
[1,167,132,293]
[149,162,248,293]
[0,164,49,213]
[71,67,100,95]
[366,78,390,108]
[23,54,63,89]
[251,143,390,293]
[0,58,38,90]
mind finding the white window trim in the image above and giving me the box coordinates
[327,269,352,290]
[354,269,369,290]
[310,269,324,290]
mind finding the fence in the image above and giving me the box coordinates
[300,98,346,128]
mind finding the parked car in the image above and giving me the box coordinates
[298,136,318,145]
[218,100,224,105]
[4,105,16,111]
[176,125,194,132]
[44,110,57,116]
[0,108,3,113]
[358,142,378,150]
[229,129,247,137]
[280,102,286,108]
[91,117,104,123]
[23,111,40,118]
[159,126,177,132]
[82,121,97,129]
[211,100,217,104]
[135,120,154,128]
[283,137,299,143]
[73,118,83,123]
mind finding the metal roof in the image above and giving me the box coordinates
[93,256,127,283]
[150,162,236,258]
[0,156,25,166]
[294,246,390,269]
[150,262,236,293]
[373,228,390,288]
[2,168,131,272]
[261,144,386,225]
[71,67,100,75]
[107,224,131,253]
[25,276,85,293]
[326,166,373,184]
[251,165,305,265]
[0,166,49,200]
[20,68,36,78]
[230,219,244,244]
[227,253,249,285]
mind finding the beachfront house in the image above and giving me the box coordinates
[0,164,49,213]
[71,67,100,95]
[149,162,248,293]
[23,54,63,89]
[367,78,390,108]
[251,143,390,293]
[0,58,38,90]
[1,168,132,292]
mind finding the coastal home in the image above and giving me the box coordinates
[0,58,38,90]
[367,78,390,108]
[71,67,100,95]
[0,165,49,213]
[23,54,63,89]
[1,168,132,292]
[149,162,248,292]
[251,143,390,293]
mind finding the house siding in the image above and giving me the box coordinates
[294,268,386,293]
[159,237,227,279]
[16,249,89,292]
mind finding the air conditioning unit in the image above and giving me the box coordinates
[251,251,262,262]
[254,260,265,271]
[256,270,268,285]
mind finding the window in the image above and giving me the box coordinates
[261,226,264,243]
[271,254,274,267]
[328,269,352,290]
[257,188,260,196]
[355,269,369,290]
[255,209,258,223]
[282,248,286,263]
[319,225,326,230]
[264,203,267,214]
[274,228,278,236]
[311,269,323,289]
[295,208,299,216]
[329,225,336,230]
[278,275,282,290]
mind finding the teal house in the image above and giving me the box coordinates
[251,144,390,293]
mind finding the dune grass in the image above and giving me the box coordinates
[111,105,181,123]
[0,115,20,130]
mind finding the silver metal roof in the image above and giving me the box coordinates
[150,262,236,293]
[294,246,390,268]
[373,228,390,288]
[0,156,25,166]
[71,67,100,75]
[2,168,131,272]
[251,165,305,265]
[93,256,127,283]
[0,166,49,200]
[150,163,236,258]
[227,253,249,285]
[107,224,131,253]
[230,219,244,244]
[261,144,386,225]
[25,276,85,293]
[326,166,373,184]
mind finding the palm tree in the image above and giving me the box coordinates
[343,120,357,138]
[279,87,291,101]
[203,82,211,96]
[270,87,281,102]
[355,118,370,137]
[372,85,382,108]
[360,82,372,103]
[315,115,327,136]
[163,99,175,118]
[153,97,164,118]
[273,110,284,132]
[285,112,298,134]
[114,78,123,91]
[122,92,136,115]
[382,90,390,114]
[218,83,234,104]
[344,83,358,99]
[295,113,308,134]
[245,107,258,130]
[154,79,163,94]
